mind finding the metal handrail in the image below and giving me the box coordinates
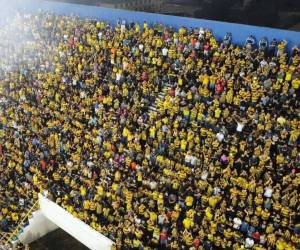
[0,232,12,250]
[2,199,39,246]
[0,232,12,244]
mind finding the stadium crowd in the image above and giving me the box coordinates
[0,11,300,250]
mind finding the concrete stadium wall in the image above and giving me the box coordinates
[2,0,300,50]
[18,210,58,245]
[9,194,113,249]
[38,194,114,250]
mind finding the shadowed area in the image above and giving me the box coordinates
[29,229,89,250]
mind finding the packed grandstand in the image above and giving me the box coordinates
[0,10,299,250]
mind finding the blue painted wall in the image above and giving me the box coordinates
[3,0,300,50]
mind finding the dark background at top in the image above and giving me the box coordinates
[49,0,300,31]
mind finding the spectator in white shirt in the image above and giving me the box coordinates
[162,47,168,57]
[233,217,242,229]
[190,156,198,167]
[139,43,144,51]
[264,186,273,198]
[245,238,254,248]
[216,132,224,142]
[237,122,244,132]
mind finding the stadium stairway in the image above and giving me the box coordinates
[148,82,172,115]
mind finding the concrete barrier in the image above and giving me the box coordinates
[38,194,114,250]
[16,194,114,250]
[18,210,58,245]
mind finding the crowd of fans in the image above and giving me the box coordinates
[0,11,299,250]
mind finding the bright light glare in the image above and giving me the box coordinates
[0,1,38,77]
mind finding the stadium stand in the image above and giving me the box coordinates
[0,5,300,250]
